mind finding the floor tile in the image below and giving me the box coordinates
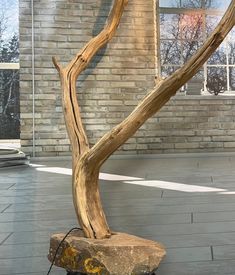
[1,156,235,274]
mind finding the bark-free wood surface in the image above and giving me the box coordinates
[53,0,235,239]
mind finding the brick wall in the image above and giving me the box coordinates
[19,0,235,156]
[142,96,235,154]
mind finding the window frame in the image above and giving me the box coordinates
[157,1,235,95]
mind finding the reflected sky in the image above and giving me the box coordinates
[160,0,231,9]
[0,0,19,42]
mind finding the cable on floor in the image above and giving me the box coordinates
[47,227,82,275]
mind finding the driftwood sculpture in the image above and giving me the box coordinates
[49,0,235,273]
[52,0,235,239]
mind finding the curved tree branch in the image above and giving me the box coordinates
[53,0,128,161]
[55,0,234,239]
[78,0,234,237]
[86,0,235,168]
[53,0,128,239]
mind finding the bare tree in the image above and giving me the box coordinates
[160,0,234,95]
[0,0,19,139]
[53,0,235,239]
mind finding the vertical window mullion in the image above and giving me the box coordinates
[226,37,230,91]
[202,7,208,93]
[155,0,162,79]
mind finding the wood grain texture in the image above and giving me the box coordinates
[53,0,235,239]
[53,0,128,239]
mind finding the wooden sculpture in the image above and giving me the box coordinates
[52,0,235,239]
[49,0,235,273]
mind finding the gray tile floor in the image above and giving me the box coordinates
[1,155,235,274]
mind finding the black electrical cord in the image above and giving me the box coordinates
[47,227,158,275]
[47,227,82,275]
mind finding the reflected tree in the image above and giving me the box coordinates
[0,0,19,139]
[159,0,235,95]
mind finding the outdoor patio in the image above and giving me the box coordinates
[1,154,235,274]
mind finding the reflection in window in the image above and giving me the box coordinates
[158,0,235,95]
[180,14,203,40]
[160,14,180,39]
[0,35,19,63]
[181,0,202,9]
[228,30,235,65]
[161,66,180,78]
[0,1,19,38]
[206,15,221,37]
[0,0,19,139]
[160,0,231,9]
[0,70,20,139]
[230,67,235,90]
[207,67,227,95]
[205,0,231,10]
[207,43,227,65]
[160,40,181,65]
[159,0,180,8]
[182,40,202,62]
[186,70,204,95]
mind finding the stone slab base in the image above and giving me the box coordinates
[48,229,166,275]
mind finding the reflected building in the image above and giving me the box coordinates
[158,0,235,95]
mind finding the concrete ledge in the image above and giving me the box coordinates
[30,151,235,162]
[174,95,235,100]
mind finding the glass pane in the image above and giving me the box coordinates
[0,0,19,63]
[0,36,19,63]
[181,0,202,8]
[206,15,221,37]
[207,67,227,95]
[159,0,180,8]
[205,0,231,10]
[191,69,204,81]
[228,41,235,65]
[186,70,204,95]
[161,66,180,78]
[160,14,181,39]
[208,42,227,64]
[228,28,235,65]
[229,67,235,91]
[0,69,20,139]
[182,40,203,62]
[160,40,181,65]
[180,14,203,40]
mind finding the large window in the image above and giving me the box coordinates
[0,0,19,139]
[158,0,235,95]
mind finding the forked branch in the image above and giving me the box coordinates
[54,0,235,239]
[53,0,128,162]
[86,0,235,168]
[53,0,128,239]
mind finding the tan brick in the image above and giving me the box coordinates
[20,0,235,157]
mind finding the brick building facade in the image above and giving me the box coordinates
[19,0,235,156]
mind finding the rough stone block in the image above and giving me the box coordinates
[48,230,166,275]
